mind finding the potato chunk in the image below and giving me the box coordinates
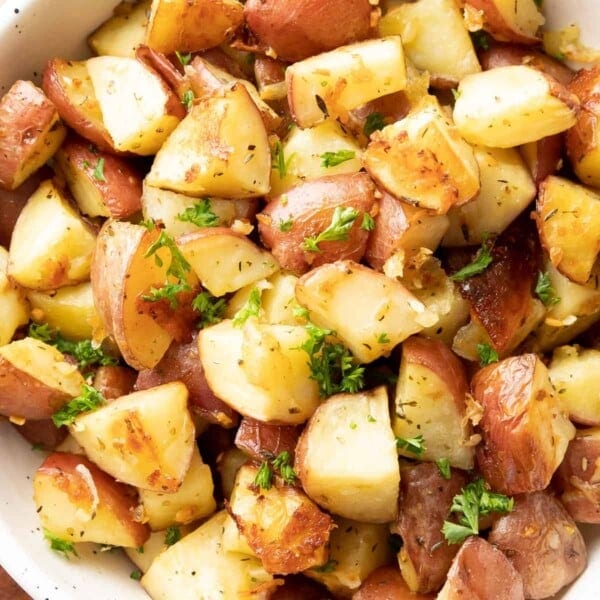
[0,80,66,190]
[453,66,579,148]
[472,354,575,495]
[364,99,480,214]
[295,387,399,523]
[535,175,600,285]
[296,260,437,364]
[70,382,195,492]
[8,179,96,290]
[34,452,150,549]
[0,246,28,346]
[228,464,333,574]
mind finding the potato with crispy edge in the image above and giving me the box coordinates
[453,66,579,148]
[54,135,142,218]
[392,336,474,470]
[228,464,334,574]
[8,179,96,291]
[489,492,587,599]
[0,338,84,420]
[437,536,525,600]
[296,386,399,523]
[258,173,375,276]
[0,245,28,346]
[0,80,66,190]
[34,452,150,548]
[354,565,435,600]
[555,427,600,523]
[364,99,480,215]
[473,354,575,495]
[234,417,300,462]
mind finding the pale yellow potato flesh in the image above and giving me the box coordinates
[0,246,29,346]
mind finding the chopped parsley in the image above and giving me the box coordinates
[442,479,514,544]
[377,332,390,344]
[182,89,195,110]
[177,198,219,228]
[302,206,359,253]
[535,271,560,307]
[278,217,294,232]
[449,235,494,282]
[44,529,78,559]
[363,112,385,137]
[130,569,142,581]
[52,384,106,427]
[395,434,426,457]
[165,526,182,546]
[271,451,298,485]
[92,157,106,182]
[436,458,451,480]
[272,140,295,178]
[314,558,338,573]
[361,213,375,231]
[470,30,491,51]
[320,150,356,168]
[175,51,192,66]
[232,287,262,327]
[253,460,274,490]
[477,343,499,367]
[192,290,227,328]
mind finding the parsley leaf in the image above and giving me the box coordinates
[470,30,491,51]
[477,343,499,367]
[278,217,294,232]
[302,206,359,253]
[364,112,385,137]
[377,332,390,344]
[449,235,494,281]
[44,529,78,559]
[271,451,298,485]
[535,271,560,307]
[182,89,195,110]
[320,150,356,168]
[314,559,338,573]
[442,479,514,544]
[165,526,182,546]
[192,290,227,328]
[436,458,451,480]
[232,287,262,327]
[254,460,273,490]
[130,569,142,581]
[395,434,426,457]
[177,198,219,228]
[361,213,375,231]
[175,51,192,66]
[52,384,105,427]
[272,140,295,178]
[92,158,106,182]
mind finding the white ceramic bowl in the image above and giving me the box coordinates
[0,1,598,598]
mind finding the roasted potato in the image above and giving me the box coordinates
[92,365,137,400]
[234,417,300,462]
[295,386,399,523]
[519,134,565,187]
[0,80,66,190]
[270,575,331,600]
[473,354,575,495]
[34,452,150,548]
[258,173,375,275]
[253,56,287,102]
[488,491,587,599]
[437,536,525,600]
[0,245,28,346]
[354,565,435,600]
[12,419,67,452]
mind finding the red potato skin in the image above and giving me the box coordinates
[554,428,600,523]
[438,536,524,600]
[258,173,376,276]
[243,0,374,62]
[136,334,239,428]
[55,135,143,218]
[521,133,565,186]
[254,56,287,88]
[391,462,468,594]
[135,45,189,99]
[353,565,436,600]
[201,47,252,81]
[92,366,137,401]
[270,574,331,600]
[36,452,150,547]
[488,492,587,600]
[348,92,411,142]
[234,417,301,462]
[12,419,67,451]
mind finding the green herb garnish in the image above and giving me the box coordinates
[44,529,78,559]
[52,384,105,427]
[436,458,451,480]
[92,158,106,182]
[449,235,494,281]
[363,112,385,137]
[192,290,227,328]
[535,271,560,307]
[477,343,499,367]
[302,206,359,253]
[232,287,262,327]
[177,198,219,228]
[395,434,426,457]
[165,526,182,546]
[320,150,356,168]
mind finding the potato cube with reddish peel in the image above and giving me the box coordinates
[453,66,579,148]
[473,354,575,495]
[535,175,600,285]
[0,80,66,190]
[258,173,375,276]
[234,417,300,463]
[465,0,544,44]
[54,136,142,218]
[488,492,586,599]
[228,464,334,574]
[8,179,96,290]
[296,260,438,364]
[70,382,195,493]
[147,84,271,198]
[555,427,600,523]
[286,37,407,129]
[437,536,525,600]
[0,246,28,346]
[0,338,85,420]
[295,386,399,523]
[392,336,474,470]
[364,99,480,215]
[354,566,436,600]
[138,447,216,530]
[34,452,150,549]
[87,55,184,155]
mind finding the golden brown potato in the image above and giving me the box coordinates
[488,491,587,599]
[566,65,600,189]
[555,427,600,523]
[12,419,67,451]
[354,566,435,600]
[228,464,333,574]
[54,135,142,218]
[234,417,300,462]
[0,338,84,420]
[34,452,150,548]
[0,80,66,190]
[473,354,575,495]
[258,173,375,276]
[535,175,600,285]
[92,365,137,400]
[391,463,468,594]
[244,0,373,63]
[145,0,244,55]
[437,536,524,600]
[42,59,115,152]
